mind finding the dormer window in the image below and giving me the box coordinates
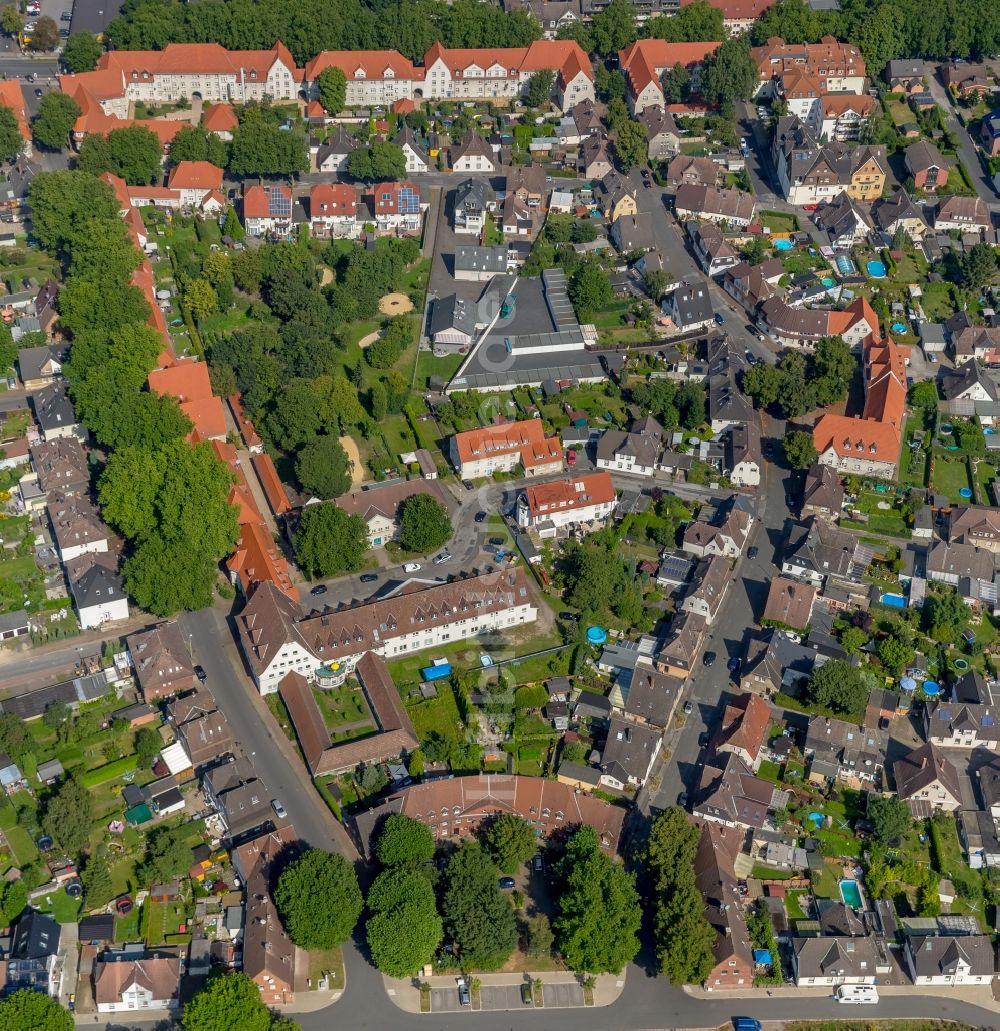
[354,68,366,79]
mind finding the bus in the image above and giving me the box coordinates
[835,985,879,1005]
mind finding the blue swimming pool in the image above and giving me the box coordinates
[959,487,973,499]
[774,238,793,251]
[821,277,835,287]
[839,879,863,910]
[881,593,906,608]
[891,322,907,333]
[867,260,888,278]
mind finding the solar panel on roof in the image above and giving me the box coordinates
[268,189,291,218]
[398,185,420,214]
[983,714,994,727]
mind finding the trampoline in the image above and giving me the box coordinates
[954,658,969,671]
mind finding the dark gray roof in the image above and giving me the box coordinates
[429,293,475,339]
[394,125,428,164]
[32,382,77,433]
[11,909,60,960]
[17,344,66,383]
[893,741,962,802]
[600,715,661,781]
[454,177,493,212]
[71,562,126,608]
[793,936,879,978]
[454,245,507,275]
[907,935,996,978]
[940,361,998,402]
[623,666,680,728]
[667,279,714,327]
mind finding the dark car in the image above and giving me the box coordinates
[747,545,759,560]
[698,731,709,747]
[677,791,688,808]
[520,983,533,1006]
[310,584,327,596]
[499,876,516,889]
[60,10,71,18]
[475,511,487,523]
[559,611,580,622]
[462,479,475,491]
[785,495,795,508]
[34,88,43,98]
[727,657,741,672]
[714,312,725,325]
[194,665,207,683]
[489,536,505,547]
[532,853,544,872]
[360,573,378,584]
[703,651,716,667]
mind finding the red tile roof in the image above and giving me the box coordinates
[252,452,291,515]
[243,183,291,219]
[202,102,238,132]
[181,396,228,442]
[679,0,774,19]
[0,81,30,142]
[310,183,357,218]
[716,692,771,762]
[522,472,615,518]
[228,520,296,601]
[148,361,214,403]
[167,160,224,191]
[304,49,417,83]
[452,419,562,469]
[619,40,721,96]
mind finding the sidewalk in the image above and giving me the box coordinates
[682,982,998,1005]
[384,969,625,1014]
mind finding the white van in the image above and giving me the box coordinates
[834,985,879,1005]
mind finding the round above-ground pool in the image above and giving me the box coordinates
[586,626,607,645]
[959,487,973,499]
[986,428,996,435]
[891,322,908,333]
[881,592,906,608]
[808,811,824,824]
[773,238,793,251]
[821,277,835,287]
[954,658,970,671]
[923,681,941,696]
[941,423,954,433]
[867,260,888,278]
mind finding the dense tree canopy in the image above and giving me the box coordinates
[483,814,536,874]
[346,141,407,182]
[318,67,347,114]
[61,31,103,72]
[275,849,363,950]
[921,588,968,639]
[0,990,73,1031]
[295,434,353,500]
[183,972,292,1031]
[42,778,93,858]
[701,37,757,109]
[442,842,518,969]
[743,340,855,418]
[293,502,369,578]
[77,125,164,184]
[646,1,724,41]
[524,69,555,107]
[554,826,641,973]
[28,171,121,258]
[0,108,21,162]
[32,92,81,152]
[375,813,436,867]
[169,124,229,166]
[805,658,869,715]
[366,867,444,977]
[869,795,912,846]
[783,430,818,469]
[399,493,452,554]
[229,101,308,176]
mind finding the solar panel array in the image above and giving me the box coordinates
[397,185,420,215]
[268,188,291,218]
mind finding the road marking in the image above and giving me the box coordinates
[387,989,396,996]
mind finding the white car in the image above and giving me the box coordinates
[403,562,422,572]
[271,799,287,820]
[432,552,451,565]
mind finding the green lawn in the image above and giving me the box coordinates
[3,825,38,866]
[414,350,465,390]
[114,903,143,943]
[312,683,370,730]
[406,682,464,744]
[760,210,799,234]
[785,889,810,921]
[810,858,843,900]
[145,899,190,946]
[35,888,82,924]
[922,281,955,320]
[931,456,973,503]
[587,301,631,329]
[756,760,782,784]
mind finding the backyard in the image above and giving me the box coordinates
[931,455,974,503]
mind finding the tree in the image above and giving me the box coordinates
[81,851,114,909]
[32,92,82,152]
[138,825,194,885]
[853,4,905,77]
[61,31,103,73]
[26,14,58,50]
[741,362,782,409]
[347,142,406,182]
[869,795,912,846]
[0,990,72,1031]
[590,0,637,58]
[483,814,536,874]
[660,62,690,103]
[783,430,818,469]
[366,316,410,369]
[806,659,869,716]
[525,913,554,958]
[275,849,363,949]
[612,118,647,171]
[441,842,518,970]
[0,108,21,162]
[909,380,939,409]
[223,206,245,242]
[594,65,626,103]
[229,106,308,176]
[0,878,27,925]
[921,588,968,639]
[366,867,443,977]
[569,259,612,317]
[676,380,705,429]
[525,69,555,108]
[840,626,868,656]
[701,36,757,109]
[554,826,641,974]
[0,713,33,763]
[293,503,368,577]
[399,493,452,554]
[42,701,71,733]
[0,7,23,36]
[169,124,228,166]
[648,0,724,41]
[318,67,347,114]
[812,336,856,406]
[134,726,162,768]
[42,778,92,858]
[79,125,163,184]
[295,435,353,500]
[184,278,218,320]
[183,973,273,1031]
[959,242,997,290]
[877,634,913,675]
[376,813,436,867]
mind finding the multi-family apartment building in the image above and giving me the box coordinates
[618,39,721,113]
[515,472,617,535]
[751,36,866,98]
[450,420,563,480]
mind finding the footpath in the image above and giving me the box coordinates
[683,981,999,1005]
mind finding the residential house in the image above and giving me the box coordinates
[793,937,880,987]
[693,820,754,989]
[515,471,617,536]
[919,322,947,357]
[17,343,66,389]
[127,622,196,702]
[6,909,61,995]
[819,93,876,142]
[598,715,661,788]
[314,125,357,173]
[814,190,873,249]
[202,102,238,140]
[708,339,755,432]
[167,689,233,767]
[873,189,929,241]
[374,181,425,234]
[241,183,293,237]
[940,361,998,407]
[683,497,753,559]
[30,437,88,497]
[949,506,1000,553]
[741,628,820,696]
[905,139,949,191]
[619,39,722,114]
[924,700,1000,751]
[94,955,181,1014]
[429,293,476,351]
[355,774,625,857]
[642,107,681,161]
[724,421,761,487]
[681,554,731,624]
[802,463,844,518]
[48,491,107,563]
[450,419,563,479]
[203,757,270,841]
[502,164,546,209]
[674,184,756,228]
[958,808,1000,869]
[237,569,537,693]
[581,131,613,180]
[233,827,298,1004]
[166,160,224,207]
[453,178,494,234]
[893,741,963,814]
[333,479,450,548]
[762,576,816,632]
[610,214,654,254]
[662,279,715,332]
[980,110,1000,158]
[594,171,637,222]
[751,36,866,97]
[940,62,992,97]
[782,517,862,584]
[714,692,770,771]
[67,552,129,630]
[666,153,719,192]
[935,196,991,233]
[620,664,680,729]
[694,751,788,830]
[595,414,664,476]
[689,220,739,277]
[32,382,80,442]
[926,540,996,586]
[886,59,924,93]
[905,935,996,986]
[721,259,781,312]
[394,125,429,173]
[951,326,1000,365]
[450,131,496,174]
[805,715,887,786]
[453,244,507,281]
[308,183,359,239]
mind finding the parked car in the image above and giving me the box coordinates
[462,479,475,491]
[698,732,709,748]
[33,88,43,98]
[194,665,207,683]
[360,573,378,584]
[499,876,516,889]
[566,449,577,466]
[310,584,327,596]
[727,657,741,672]
[677,791,688,808]
[802,203,818,212]
[432,552,452,565]
[271,799,287,820]
[488,536,505,547]
[474,511,487,523]
[458,982,471,1007]
[520,983,533,1005]
[683,699,694,714]
[702,651,716,667]
[532,853,544,872]
[403,562,422,572]
[559,611,580,622]
[714,312,725,324]
[747,545,759,560]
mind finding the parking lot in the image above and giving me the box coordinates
[430,980,583,1012]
